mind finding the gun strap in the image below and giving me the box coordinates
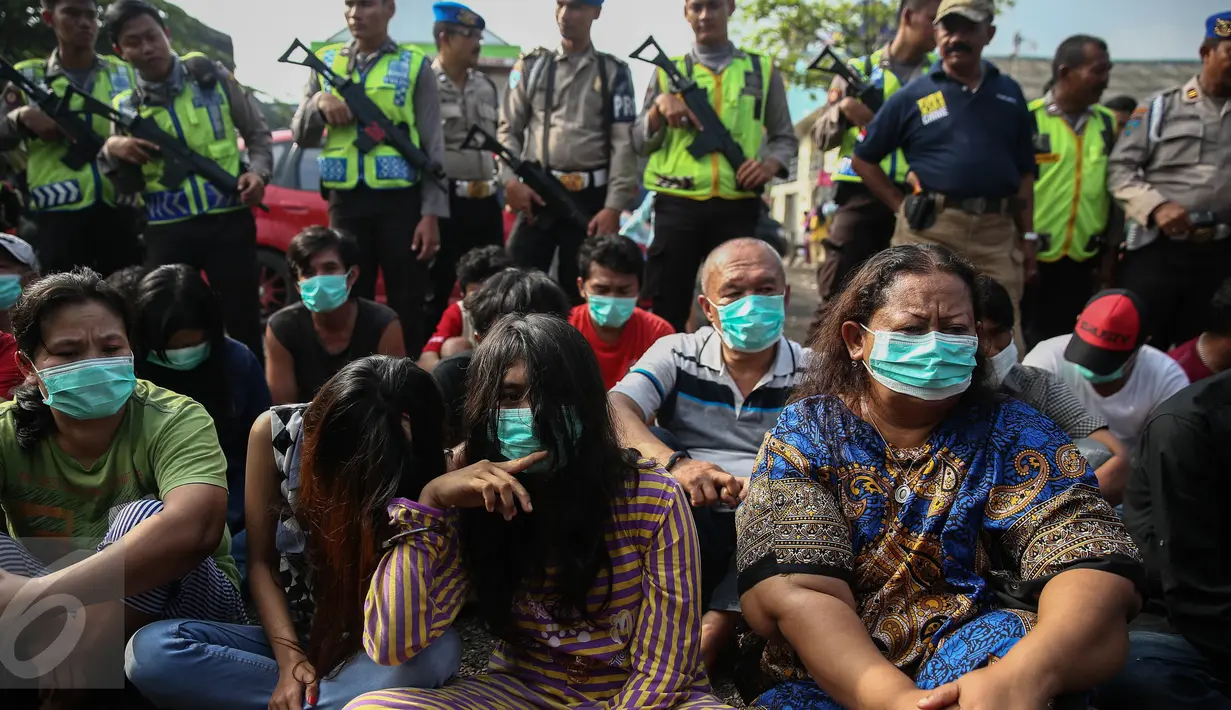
[684,54,696,79]
[597,53,612,163]
[541,55,556,169]
[748,53,764,122]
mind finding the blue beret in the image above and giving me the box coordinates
[1208,12,1231,40]
[433,2,485,30]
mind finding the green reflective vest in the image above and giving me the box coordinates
[315,43,424,191]
[1029,98,1116,263]
[113,53,243,226]
[831,49,936,184]
[14,55,136,212]
[644,51,770,200]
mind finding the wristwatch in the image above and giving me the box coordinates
[257,170,272,186]
[665,451,690,471]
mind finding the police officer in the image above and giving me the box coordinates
[500,0,637,304]
[809,0,939,333]
[0,0,141,277]
[1023,34,1115,346]
[427,2,503,333]
[634,0,797,333]
[1108,11,1231,350]
[101,0,271,358]
[852,0,1039,337]
[291,0,448,356]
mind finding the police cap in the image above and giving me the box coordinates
[432,2,485,30]
[1208,11,1231,40]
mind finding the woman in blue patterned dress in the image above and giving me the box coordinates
[736,245,1145,710]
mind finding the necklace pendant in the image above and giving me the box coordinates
[894,484,910,504]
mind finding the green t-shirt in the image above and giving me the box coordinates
[0,379,239,589]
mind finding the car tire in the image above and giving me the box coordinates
[257,247,296,322]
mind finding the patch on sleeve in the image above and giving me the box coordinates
[1122,106,1147,136]
[610,63,636,124]
[508,67,522,90]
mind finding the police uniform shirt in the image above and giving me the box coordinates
[497,44,638,212]
[854,59,1037,199]
[290,38,449,218]
[633,42,798,175]
[1108,75,1231,228]
[0,51,123,151]
[431,57,498,182]
[99,54,273,194]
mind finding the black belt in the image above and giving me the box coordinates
[935,194,1017,216]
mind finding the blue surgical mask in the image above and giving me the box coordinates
[710,294,786,353]
[37,355,137,420]
[0,274,22,310]
[1074,362,1126,384]
[587,295,637,329]
[495,407,582,473]
[299,273,351,313]
[147,342,211,371]
[862,325,978,401]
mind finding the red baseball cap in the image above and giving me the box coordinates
[1064,289,1146,375]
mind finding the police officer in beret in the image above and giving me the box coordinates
[427,2,503,334]
[499,0,638,304]
[1107,11,1231,349]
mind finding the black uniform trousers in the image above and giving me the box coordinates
[426,190,503,332]
[1117,237,1231,350]
[810,184,898,337]
[29,202,143,277]
[506,185,608,305]
[1021,256,1099,349]
[329,185,429,357]
[144,208,263,360]
[642,193,762,333]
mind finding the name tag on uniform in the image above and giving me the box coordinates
[1035,153,1061,164]
[917,91,949,125]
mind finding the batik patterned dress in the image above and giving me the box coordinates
[736,395,1144,710]
[344,461,734,710]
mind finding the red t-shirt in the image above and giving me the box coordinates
[1169,337,1215,383]
[569,304,675,390]
[0,332,23,399]
[424,301,465,355]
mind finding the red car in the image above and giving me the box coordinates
[251,130,514,320]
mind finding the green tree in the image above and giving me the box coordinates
[738,0,1013,92]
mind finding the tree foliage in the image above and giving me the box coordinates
[737,0,1014,92]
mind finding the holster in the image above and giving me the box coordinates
[903,193,938,232]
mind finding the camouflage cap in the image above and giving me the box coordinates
[935,0,995,24]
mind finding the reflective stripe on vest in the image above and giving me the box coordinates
[114,53,243,225]
[643,52,770,200]
[1029,98,1113,263]
[15,56,136,212]
[831,49,936,184]
[317,43,424,191]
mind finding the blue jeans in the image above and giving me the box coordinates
[1095,631,1231,709]
[125,620,462,710]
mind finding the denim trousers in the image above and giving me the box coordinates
[1095,631,1231,709]
[125,620,462,710]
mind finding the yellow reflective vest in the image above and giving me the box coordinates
[315,43,424,191]
[644,51,770,200]
[14,55,136,212]
[1029,98,1116,262]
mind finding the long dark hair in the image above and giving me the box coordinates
[460,313,635,644]
[132,265,230,419]
[10,269,132,449]
[795,244,991,405]
[297,356,447,676]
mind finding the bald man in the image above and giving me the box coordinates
[610,238,810,670]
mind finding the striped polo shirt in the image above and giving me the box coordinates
[612,326,809,481]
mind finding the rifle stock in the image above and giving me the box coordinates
[0,55,105,171]
[806,44,882,112]
[277,38,447,186]
[461,124,591,231]
[64,84,268,212]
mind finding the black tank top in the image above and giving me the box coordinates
[268,298,397,402]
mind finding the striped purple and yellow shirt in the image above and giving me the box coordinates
[363,461,716,707]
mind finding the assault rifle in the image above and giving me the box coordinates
[630,36,759,193]
[807,44,882,112]
[65,84,268,212]
[461,124,592,231]
[277,39,446,187]
[0,55,105,170]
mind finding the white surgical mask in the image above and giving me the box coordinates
[988,341,1018,387]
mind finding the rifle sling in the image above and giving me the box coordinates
[541,55,556,170]
[597,52,611,164]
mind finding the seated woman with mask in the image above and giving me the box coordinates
[134,265,271,536]
[736,245,1145,710]
[346,314,732,710]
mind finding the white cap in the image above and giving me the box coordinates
[0,233,37,271]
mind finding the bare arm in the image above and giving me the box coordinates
[1014,173,1035,235]
[377,319,407,358]
[610,392,673,464]
[244,412,305,670]
[851,155,905,213]
[1086,428,1129,505]
[812,75,852,152]
[265,325,299,406]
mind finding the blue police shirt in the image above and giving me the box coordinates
[854,60,1037,200]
